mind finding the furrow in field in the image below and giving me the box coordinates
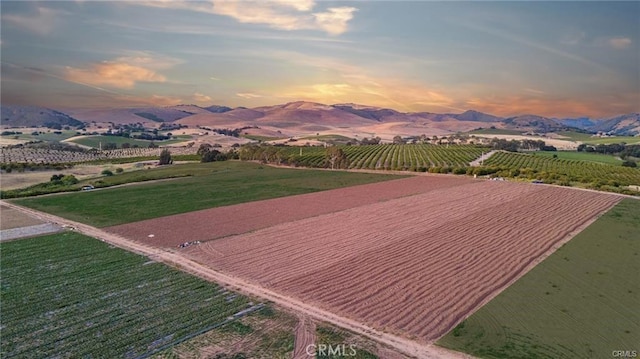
[267,188,619,340]
[292,191,620,338]
[190,181,543,282]
[180,178,621,343]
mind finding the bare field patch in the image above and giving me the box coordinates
[0,204,45,230]
[182,181,620,343]
[0,162,144,190]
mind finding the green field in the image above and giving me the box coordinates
[468,128,525,135]
[438,198,640,358]
[70,135,188,149]
[556,131,640,145]
[13,161,403,227]
[0,232,259,358]
[1,130,78,142]
[535,150,623,165]
[301,134,357,145]
[241,134,286,141]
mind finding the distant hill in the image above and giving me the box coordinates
[453,110,503,123]
[64,106,208,124]
[1,105,84,128]
[557,117,595,129]
[502,115,566,132]
[3,101,638,137]
[553,113,640,135]
[204,105,233,113]
[590,113,640,135]
[332,103,400,122]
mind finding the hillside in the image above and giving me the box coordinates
[3,102,639,137]
[1,105,84,128]
[590,113,640,135]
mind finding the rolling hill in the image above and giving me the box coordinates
[2,102,639,137]
[1,105,84,128]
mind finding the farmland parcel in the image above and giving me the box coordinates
[13,161,404,226]
[169,180,621,342]
[438,198,640,358]
[7,163,630,356]
[0,232,260,358]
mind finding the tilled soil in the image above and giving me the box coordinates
[183,181,620,342]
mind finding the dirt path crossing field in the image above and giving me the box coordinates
[1,200,472,359]
[293,316,316,359]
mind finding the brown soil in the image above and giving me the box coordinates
[0,204,45,230]
[1,200,471,358]
[105,175,474,247]
[183,181,621,342]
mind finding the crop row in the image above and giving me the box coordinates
[0,232,255,358]
[273,144,488,170]
[0,147,198,164]
[484,151,640,186]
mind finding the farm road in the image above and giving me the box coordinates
[292,316,316,359]
[0,200,474,359]
[469,150,498,167]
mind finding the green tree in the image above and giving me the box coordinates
[393,135,406,144]
[201,149,221,163]
[159,149,173,165]
[60,175,79,185]
[50,174,64,182]
[197,143,212,157]
[325,147,349,169]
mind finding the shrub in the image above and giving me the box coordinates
[201,150,221,163]
[158,149,172,165]
[101,169,114,176]
[60,175,78,185]
[115,167,124,173]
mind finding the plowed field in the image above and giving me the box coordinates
[180,181,620,342]
[105,175,472,247]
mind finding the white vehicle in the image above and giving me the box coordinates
[81,185,95,191]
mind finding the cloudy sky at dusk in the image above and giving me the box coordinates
[1,1,638,118]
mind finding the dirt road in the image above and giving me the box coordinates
[292,316,316,359]
[0,200,473,359]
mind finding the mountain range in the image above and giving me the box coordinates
[2,102,639,137]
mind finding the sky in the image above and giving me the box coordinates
[1,1,638,118]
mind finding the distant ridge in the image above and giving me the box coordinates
[2,102,639,136]
[1,105,83,128]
